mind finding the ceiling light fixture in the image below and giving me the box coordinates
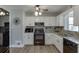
[35,7,39,11]
[0,11,5,16]
[39,12,42,15]
[35,11,39,16]
[34,5,42,16]
[0,8,9,16]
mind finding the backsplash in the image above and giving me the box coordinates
[45,26,64,35]
[64,30,79,38]
[54,26,64,36]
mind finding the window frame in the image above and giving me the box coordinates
[64,11,79,32]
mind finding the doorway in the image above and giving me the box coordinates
[0,8,9,53]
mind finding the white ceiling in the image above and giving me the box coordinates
[24,5,71,16]
[0,5,72,16]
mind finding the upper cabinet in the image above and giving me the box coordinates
[44,17,56,26]
[56,14,64,26]
[73,6,79,26]
[23,17,35,26]
[23,16,56,26]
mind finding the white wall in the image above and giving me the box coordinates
[10,9,24,47]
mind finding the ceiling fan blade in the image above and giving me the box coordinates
[42,9,48,11]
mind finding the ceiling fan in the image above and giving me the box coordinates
[0,8,9,16]
[34,5,48,11]
[34,5,48,16]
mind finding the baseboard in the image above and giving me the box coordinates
[45,44,54,45]
[10,44,24,48]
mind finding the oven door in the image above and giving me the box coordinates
[34,34,45,45]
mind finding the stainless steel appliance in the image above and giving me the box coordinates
[34,22,45,45]
[25,26,33,33]
[34,28,45,45]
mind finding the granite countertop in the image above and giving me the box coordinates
[45,32,79,44]
[64,37,79,44]
[45,32,64,38]
[54,32,64,37]
[55,32,79,44]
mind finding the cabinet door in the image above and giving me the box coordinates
[50,18,55,26]
[55,37,63,53]
[59,15,64,26]
[45,17,55,26]
[53,34,63,53]
[45,34,51,44]
[23,17,34,26]
[24,33,33,45]
[44,17,48,26]
[45,33,55,45]
[56,16,60,26]
[74,6,79,26]
[56,15,64,26]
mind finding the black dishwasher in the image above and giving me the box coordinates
[63,38,78,53]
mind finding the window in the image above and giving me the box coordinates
[64,11,79,32]
[68,16,73,30]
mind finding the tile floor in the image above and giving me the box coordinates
[10,45,59,53]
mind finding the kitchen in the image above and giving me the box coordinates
[0,5,79,53]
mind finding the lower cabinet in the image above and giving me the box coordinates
[45,33,55,45]
[45,33,63,53]
[63,38,78,53]
[24,33,34,45]
[54,36,63,53]
[24,33,63,52]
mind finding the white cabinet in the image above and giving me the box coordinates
[23,17,35,26]
[35,17,56,26]
[56,16,60,26]
[45,17,56,26]
[73,6,79,26]
[54,35,63,53]
[56,14,64,26]
[53,34,63,53]
[59,15,64,26]
[45,33,63,52]
[45,33,55,45]
[24,33,34,45]
[23,16,56,26]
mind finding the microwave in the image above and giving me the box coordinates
[25,26,33,33]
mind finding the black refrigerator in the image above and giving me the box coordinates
[2,22,9,53]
